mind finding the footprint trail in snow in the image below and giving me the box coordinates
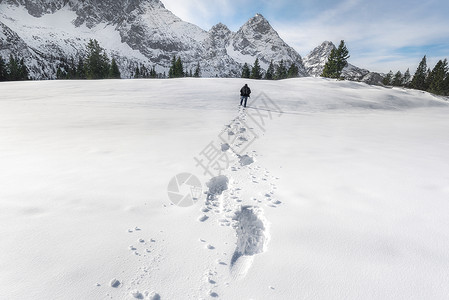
[198,105,281,297]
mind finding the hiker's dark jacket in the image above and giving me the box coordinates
[240,86,251,97]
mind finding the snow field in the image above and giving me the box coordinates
[0,77,449,299]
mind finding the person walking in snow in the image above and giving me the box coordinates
[240,84,251,108]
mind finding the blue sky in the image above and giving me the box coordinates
[163,0,449,73]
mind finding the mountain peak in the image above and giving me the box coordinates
[241,13,273,35]
[319,41,335,49]
[210,22,231,33]
[303,41,336,76]
[248,13,269,24]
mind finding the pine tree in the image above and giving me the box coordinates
[444,71,449,96]
[275,60,287,80]
[168,56,176,78]
[67,57,77,79]
[428,59,448,95]
[410,55,427,90]
[56,66,67,79]
[250,58,262,79]
[424,67,433,91]
[392,71,403,86]
[85,39,110,79]
[0,56,7,81]
[287,63,299,78]
[77,57,86,79]
[241,63,250,78]
[109,58,121,79]
[134,66,140,78]
[402,68,411,87]
[169,56,184,78]
[335,40,350,78]
[321,48,338,78]
[141,65,149,78]
[382,71,393,85]
[321,40,350,79]
[7,55,19,80]
[175,57,184,77]
[265,60,274,80]
[150,66,157,78]
[19,58,29,80]
[194,62,201,78]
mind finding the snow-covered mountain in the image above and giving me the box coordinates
[0,0,307,79]
[228,14,307,76]
[303,41,335,76]
[1,0,378,82]
[303,41,383,84]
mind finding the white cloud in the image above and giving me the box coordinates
[273,0,449,73]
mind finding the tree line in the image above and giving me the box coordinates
[239,40,350,81]
[383,55,449,96]
[168,56,201,78]
[2,37,449,97]
[0,55,29,81]
[56,39,121,80]
[241,58,300,80]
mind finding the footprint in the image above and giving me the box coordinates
[198,215,209,222]
[206,175,229,199]
[230,206,269,280]
[209,290,219,297]
[130,290,144,299]
[221,143,230,151]
[147,292,161,300]
[110,278,121,288]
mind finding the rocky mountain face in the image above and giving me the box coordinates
[229,14,307,76]
[303,41,383,84]
[303,41,335,76]
[0,0,380,83]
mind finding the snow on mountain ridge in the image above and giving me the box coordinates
[1,0,310,79]
[1,0,379,82]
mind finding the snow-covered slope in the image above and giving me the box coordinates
[304,41,384,84]
[0,0,308,79]
[1,78,449,299]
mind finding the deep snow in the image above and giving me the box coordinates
[0,78,449,299]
